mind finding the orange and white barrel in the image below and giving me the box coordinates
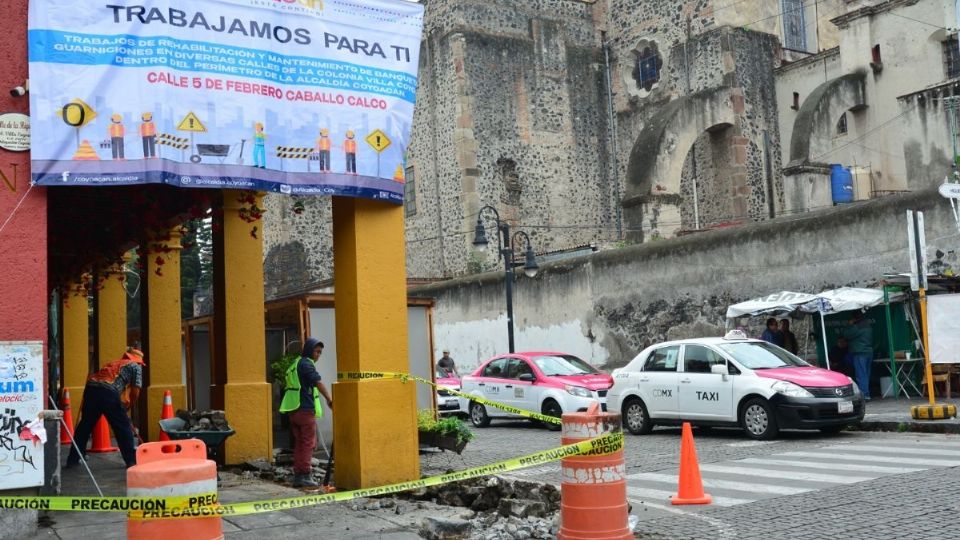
[558,402,632,540]
[126,440,222,540]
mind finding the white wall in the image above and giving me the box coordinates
[308,305,435,445]
[432,314,612,374]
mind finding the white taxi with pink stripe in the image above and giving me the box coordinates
[459,352,613,430]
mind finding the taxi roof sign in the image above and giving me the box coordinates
[365,129,391,153]
[177,112,207,132]
[723,329,749,340]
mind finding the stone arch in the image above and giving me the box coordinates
[787,71,867,166]
[782,72,867,212]
[622,88,736,240]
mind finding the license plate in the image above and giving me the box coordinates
[444,398,458,407]
[838,401,853,414]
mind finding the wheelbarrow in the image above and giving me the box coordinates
[190,144,231,164]
[158,417,235,465]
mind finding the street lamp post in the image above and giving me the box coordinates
[472,205,540,353]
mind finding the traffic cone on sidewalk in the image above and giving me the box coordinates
[89,416,118,453]
[670,422,712,505]
[59,389,75,445]
[159,390,174,441]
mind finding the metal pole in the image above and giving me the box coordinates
[819,310,831,370]
[883,286,899,399]
[501,221,515,353]
[920,288,936,405]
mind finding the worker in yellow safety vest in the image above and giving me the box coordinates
[279,338,333,488]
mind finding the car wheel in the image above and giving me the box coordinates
[819,425,844,435]
[740,398,779,440]
[541,399,563,431]
[623,397,653,435]
[469,402,491,427]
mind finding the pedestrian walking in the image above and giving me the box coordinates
[436,349,458,378]
[279,337,333,488]
[844,312,874,400]
[66,348,145,469]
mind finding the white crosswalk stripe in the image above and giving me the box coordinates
[626,486,753,507]
[628,472,809,495]
[697,463,876,483]
[777,451,960,467]
[624,438,960,511]
[736,457,925,474]
[823,444,960,456]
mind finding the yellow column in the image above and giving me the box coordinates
[332,197,418,489]
[215,191,272,463]
[145,227,187,442]
[62,275,90,421]
[97,257,129,367]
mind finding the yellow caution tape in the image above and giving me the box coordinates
[0,432,622,519]
[337,371,564,425]
[0,493,213,512]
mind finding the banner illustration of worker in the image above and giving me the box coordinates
[27,0,424,203]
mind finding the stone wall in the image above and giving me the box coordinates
[411,188,958,372]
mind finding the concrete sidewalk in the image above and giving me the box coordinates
[23,448,466,540]
[860,396,960,433]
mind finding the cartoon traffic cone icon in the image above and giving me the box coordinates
[140,112,157,159]
[108,114,125,160]
[316,128,331,172]
[253,122,267,168]
[344,130,357,175]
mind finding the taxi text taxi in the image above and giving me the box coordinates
[608,332,865,439]
[459,352,613,430]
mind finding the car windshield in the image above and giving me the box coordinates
[717,342,810,369]
[532,355,598,376]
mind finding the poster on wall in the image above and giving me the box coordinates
[0,341,45,489]
[27,0,424,203]
[926,293,960,364]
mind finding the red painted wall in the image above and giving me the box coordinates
[0,1,48,368]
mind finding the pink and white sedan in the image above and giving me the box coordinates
[459,352,613,430]
[435,371,464,416]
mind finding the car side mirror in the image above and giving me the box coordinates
[518,373,536,382]
[711,364,729,381]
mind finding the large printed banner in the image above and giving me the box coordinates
[28,0,424,203]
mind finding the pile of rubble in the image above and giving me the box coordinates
[173,410,231,431]
[239,448,330,484]
[408,477,561,540]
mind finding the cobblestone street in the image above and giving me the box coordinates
[423,420,960,539]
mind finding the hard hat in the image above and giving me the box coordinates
[346,130,355,138]
[111,113,122,122]
[320,128,329,136]
[124,348,145,364]
[141,112,152,121]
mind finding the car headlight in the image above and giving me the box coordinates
[771,380,814,398]
[565,385,592,398]
[847,377,860,395]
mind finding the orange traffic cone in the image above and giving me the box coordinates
[89,416,118,453]
[670,422,712,505]
[59,389,75,445]
[159,390,174,441]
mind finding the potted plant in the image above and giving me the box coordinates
[417,409,473,454]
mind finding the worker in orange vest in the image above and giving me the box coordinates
[344,130,357,174]
[140,112,157,159]
[108,113,125,160]
[66,348,146,468]
[316,128,332,172]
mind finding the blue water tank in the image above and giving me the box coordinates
[830,164,854,204]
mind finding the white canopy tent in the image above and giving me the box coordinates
[726,287,903,370]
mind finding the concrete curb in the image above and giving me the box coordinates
[853,418,960,435]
